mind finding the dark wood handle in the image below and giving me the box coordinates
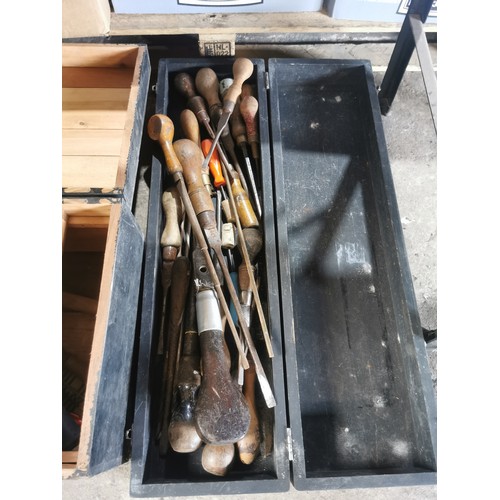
[195,67,221,109]
[173,139,214,215]
[174,72,197,99]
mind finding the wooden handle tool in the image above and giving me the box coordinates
[202,443,235,476]
[200,59,254,178]
[192,249,250,444]
[173,138,276,409]
[168,280,203,454]
[237,359,260,464]
[158,255,191,456]
[148,115,248,370]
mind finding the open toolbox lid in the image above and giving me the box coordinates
[267,58,437,489]
[62,43,150,204]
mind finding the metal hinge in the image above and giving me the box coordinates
[265,71,270,90]
[286,427,293,461]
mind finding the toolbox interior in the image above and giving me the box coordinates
[270,60,436,481]
[132,59,288,491]
[61,204,111,468]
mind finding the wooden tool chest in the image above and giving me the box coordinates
[62,43,150,477]
[61,44,436,494]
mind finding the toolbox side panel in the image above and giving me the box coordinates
[87,205,145,475]
[269,58,436,490]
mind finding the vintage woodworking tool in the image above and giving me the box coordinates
[180,108,201,148]
[237,358,260,465]
[198,59,254,177]
[168,279,203,454]
[240,95,261,170]
[180,109,211,193]
[221,80,262,218]
[157,186,184,354]
[158,255,191,456]
[196,68,250,195]
[172,137,276,407]
[202,443,235,476]
[192,247,250,444]
[147,114,249,371]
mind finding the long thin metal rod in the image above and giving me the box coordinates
[204,121,274,358]
[172,173,249,370]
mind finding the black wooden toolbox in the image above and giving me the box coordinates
[128,56,437,496]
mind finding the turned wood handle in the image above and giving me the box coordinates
[237,359,260,464]
[231,179,259,228]
[160,187,183,252]
[240,95,259,144]
[237,227,263,292]
[230,96,247,146]
[180,109,201,147]
[174,72,197,99]
[148,114,183,176]
[202,443,235,476]
[173,139,214,215]
[195,329,250,444]
[195,67,222,110]
[223,58,254,113]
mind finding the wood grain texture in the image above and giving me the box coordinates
[62,156,120,190]
[63,67,134,88]
[62,44,139,68]
[109,12,437,35]
[62,129,124,156]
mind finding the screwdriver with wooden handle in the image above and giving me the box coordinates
[198,59,254,178]
[162,85,273,356]
[196,67,250,197]
[240,95,261,172]
[148,114,249,370]
[172,137,276,408]
[221,79,262,218]
[157,186,184,355]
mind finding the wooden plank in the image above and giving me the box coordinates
[66,216,110,230]
[63,109,128,130]
[63,67,134,88]
[62,129,124,156]
[62,156,119,190]
[63,451,79,463]
[62,44,139,68]
[63,292,99,315]
[62,87,131,104]
[109,12,437,35]
[62,202,112,218]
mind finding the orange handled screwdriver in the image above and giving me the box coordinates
[201,139,225,189]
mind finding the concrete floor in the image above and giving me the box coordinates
[62,41,437,499]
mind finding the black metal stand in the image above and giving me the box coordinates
[378,0,437,131]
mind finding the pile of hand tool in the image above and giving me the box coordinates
[148,58,274,476]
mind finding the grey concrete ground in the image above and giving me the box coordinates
[62,42,437,499]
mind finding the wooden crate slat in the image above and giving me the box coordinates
[63,67,134,88]
[62,129,124,156]
[62,156,119,189]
